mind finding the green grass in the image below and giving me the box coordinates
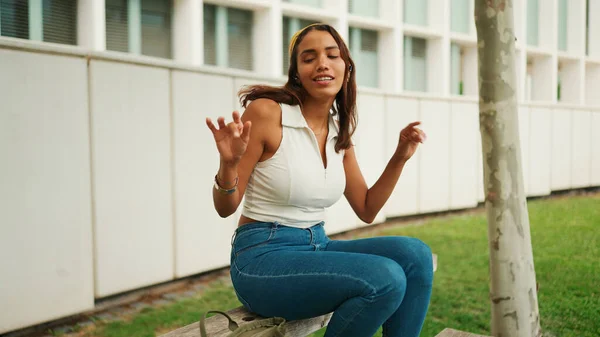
[84,194,599,337]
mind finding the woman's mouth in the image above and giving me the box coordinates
[313,76,334,85]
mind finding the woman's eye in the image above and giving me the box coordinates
[328,55,339,59]
[303,58,314,63]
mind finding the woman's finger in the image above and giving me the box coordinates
[228,122,240,138]
[206,118,218,134]
[406,121,421,129]
[232,111,241,124]
[217,117,227,129]
[411,130,421,142]
[409,127,426,142]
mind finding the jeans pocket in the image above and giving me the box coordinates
[233,227,275,257]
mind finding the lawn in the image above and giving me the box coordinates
[81,194,599,337]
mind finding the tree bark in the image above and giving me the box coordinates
[474,1,541,336]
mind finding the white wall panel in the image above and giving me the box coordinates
[592,112,600,185]
[419,100,451,213]
[528,107,552,196]
[0,50,94,334]
[354,93,387,225]
[550,108,572,190]
[384,97,420,217]
[571,111,592,187]
[449,102,479,209]
[518,106,531,196]
[89,61,174,297]
[171,71,238,278]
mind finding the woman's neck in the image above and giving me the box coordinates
[301,97,334,126]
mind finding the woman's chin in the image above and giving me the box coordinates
[306,87,341,101]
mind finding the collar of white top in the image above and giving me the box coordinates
[280,104,340,141]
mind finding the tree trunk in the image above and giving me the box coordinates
[474,1,542,336]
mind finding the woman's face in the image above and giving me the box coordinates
[295,30,347,102]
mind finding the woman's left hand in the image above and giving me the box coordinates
[395,121,427,162]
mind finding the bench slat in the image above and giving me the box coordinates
[158,307,331,337]
[435,328,491,337]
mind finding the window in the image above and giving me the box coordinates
[558,0,567,51]
[451,0,469,34]
[282,16,317,74]
[0,0,29,39]
[349,0,379,18]
[404,0,427,26]
[527,0,539,46]
[204,4,254,71]
[227,8,253,70]
[349,27,378,88]
[105,0,172,58]
[203,4,216,65]
[403,36,427,92]
[450,43,463,95]
[526,59,533,100]
[42,0,77,45]
[585,0,590,55]
[106,0,129,52]
[0,0,76,45]
[141,0,171,59]
[283,0,322,8]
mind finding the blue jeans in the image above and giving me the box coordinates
[230,221,434,337]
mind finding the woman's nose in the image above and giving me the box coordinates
[316,56,330,71]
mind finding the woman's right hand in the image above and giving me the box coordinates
[206,111,252,166]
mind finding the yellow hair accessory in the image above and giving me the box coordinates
[288,23,323,56]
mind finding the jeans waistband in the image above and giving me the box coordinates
[231,221,325,245]
[235,221,279,234]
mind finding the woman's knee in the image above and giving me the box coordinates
[366,258,407,306]
[387,237,434,285]
[407,238,434,284]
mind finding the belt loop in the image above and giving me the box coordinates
[230,230,237,246]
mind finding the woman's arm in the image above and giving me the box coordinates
[207,99,280,218]
[343,122,426,223]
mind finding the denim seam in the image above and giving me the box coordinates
[234,263,375,295]
[233,259,378,301]
[330,302,369,337]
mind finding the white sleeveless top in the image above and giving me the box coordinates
[242,103,347,228]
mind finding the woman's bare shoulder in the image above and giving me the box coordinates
[241,98,281,124]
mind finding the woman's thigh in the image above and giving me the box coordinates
[231,249,405,320]
[325,236,434,281]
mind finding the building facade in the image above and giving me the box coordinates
[1,0,599,334]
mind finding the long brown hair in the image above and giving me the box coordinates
[238,24,357,153]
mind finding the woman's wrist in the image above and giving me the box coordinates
[391,151,409,166]
[218,160,239,188]
[220,157,240,168]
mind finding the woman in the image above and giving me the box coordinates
[205,24,433,337]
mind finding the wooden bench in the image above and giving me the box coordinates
[161,255,452,337]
